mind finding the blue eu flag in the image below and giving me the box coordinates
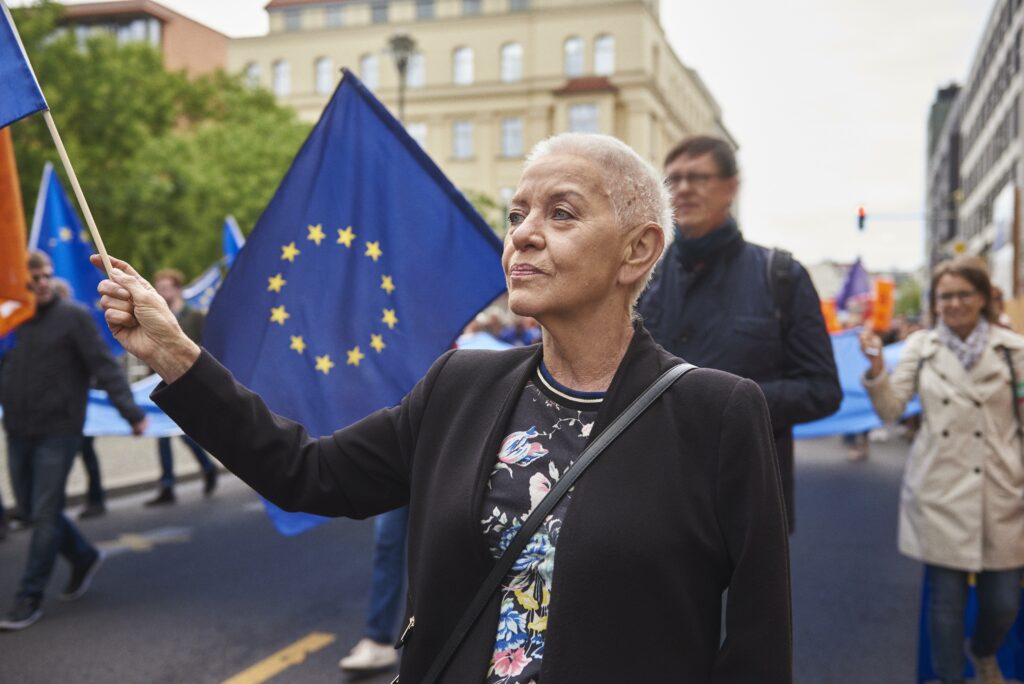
[28,162,121,354]
[0,1,47,129]
[204,71,506,535]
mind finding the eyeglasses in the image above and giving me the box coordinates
[936,290,978,303]
[664,172,720,189]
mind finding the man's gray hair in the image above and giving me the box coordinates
[524,133,673,299]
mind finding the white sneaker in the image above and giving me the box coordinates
[338,637,398,672]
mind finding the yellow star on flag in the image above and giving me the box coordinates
[270,305,290,325]
[346,346,366,366]
[79,230,91,243]
[59,227,73,241]
[281,242,300,262]
[380,275,396,295]
[382,308,398,330]
[336,226,356,248]
[364,241,383,262]
[289,335,306,353]
[267,273,286,293]
[315,354,335,374]
[307,224,326,245]
[370,334,386,353]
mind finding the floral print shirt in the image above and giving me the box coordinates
[481,362,603,684]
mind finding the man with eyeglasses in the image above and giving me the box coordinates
[0,251,147,631]
[638,135,841,533]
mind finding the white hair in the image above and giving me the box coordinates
[524,133,673,300]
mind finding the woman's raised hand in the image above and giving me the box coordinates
[92,255,200,383]
[859,329,885,379]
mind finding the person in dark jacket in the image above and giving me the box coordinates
[143,268,217,506]
[638,135,841,532]
[95,133,792,682]
[0,251,147,631]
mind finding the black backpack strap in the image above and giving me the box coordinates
[767,248,795,332]
[417,362,698,684]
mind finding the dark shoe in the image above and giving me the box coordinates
[144,488,175,507]
[0,517,7,541]
[78,503,106,520]
[0,597,43,631]
[60,551,105,602]
[8,512,31,531]
[203,469,218,497]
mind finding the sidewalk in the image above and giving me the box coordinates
[0,427,214,508]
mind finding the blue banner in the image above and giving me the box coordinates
[203,71,506,535]
[223,214,245,267]
[28,162,121,355]
[0,2,47,129]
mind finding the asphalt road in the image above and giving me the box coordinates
[0,434,930,683]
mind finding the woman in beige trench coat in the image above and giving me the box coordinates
[860,258,1024,684]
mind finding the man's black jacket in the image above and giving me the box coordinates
[638,224,841,529]
[153,326,792,682]
[0,297,143,436]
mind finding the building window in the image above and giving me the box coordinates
[416,0,434,20]
[452,120,473,159]
[146,18,161,47]
[463,0,482,15]
[407,52,425,88]
[315,57,335,95]
[594,34,614,76]
[372,1,389,24]
[501,117,524,157]
[407,122,427,148]
[509,0,529,10]
[564,36,584,77]
[245,62,260,88]
[272,60,290,97]
[360,53,380,91]
[325,4,344,27]
[501,42,522,82]
[453,46,474,85]
[568,103,599,133]
[499,186,515,211]
[284,8,302,32]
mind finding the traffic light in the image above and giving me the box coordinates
[857,206,867,231]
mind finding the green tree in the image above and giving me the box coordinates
[895,277,923,318]
[11,1,309,278]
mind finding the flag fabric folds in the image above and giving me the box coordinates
[183,216,247,312]
[203,71,506,535]
[0,127,34,337]
[223,215,245,268]
[0,1,47,129]
[836,257,872,311]
[28,162,121,354]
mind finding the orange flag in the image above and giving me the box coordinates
[870,278,896,333]
[0,127,35,337]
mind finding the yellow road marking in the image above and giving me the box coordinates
[221,632,336,684]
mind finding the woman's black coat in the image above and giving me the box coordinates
[152,326,792,683]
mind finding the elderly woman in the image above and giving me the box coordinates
[860,258,1024,684]
[96,133,790,682]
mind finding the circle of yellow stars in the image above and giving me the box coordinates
[265,223,398,375]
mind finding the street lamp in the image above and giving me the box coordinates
[388,33,416,124]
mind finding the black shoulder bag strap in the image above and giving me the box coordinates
[1000,347,1024,467]
[418,362,698,684]
[767,248,795,332]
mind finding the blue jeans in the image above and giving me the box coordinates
[79,436,105,507]
[157,435,214,489]
[927,564,1023,683]
[366,506,409,644]
[7,435,98,601]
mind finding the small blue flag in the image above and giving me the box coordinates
[0,2,47,129]
[203,71,506,535]
[223,215,245,268]
[28,162,121,355]
[182,261,223,313]
[836,257,871,311]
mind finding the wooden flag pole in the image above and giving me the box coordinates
[41,110,113,276]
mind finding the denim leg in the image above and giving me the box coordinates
[365,506,409,644]
[79,436,105,506]
[180,435,215,474]
[157,437,175,489]
[971,568,1023,657]
[7,435,33,517]
[16,435,95,601]
[927,564,969,684]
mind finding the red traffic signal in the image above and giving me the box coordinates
[857,206,866,231]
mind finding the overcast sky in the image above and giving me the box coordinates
[17,0,993,272]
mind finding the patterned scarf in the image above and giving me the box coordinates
[937,318,990,370]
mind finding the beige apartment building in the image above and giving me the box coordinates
[229,0,733,202]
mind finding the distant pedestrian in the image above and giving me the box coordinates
[638,135,842,532]
[144,268,217,506]
[0,252,147,631]
[860,257,1024,684]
